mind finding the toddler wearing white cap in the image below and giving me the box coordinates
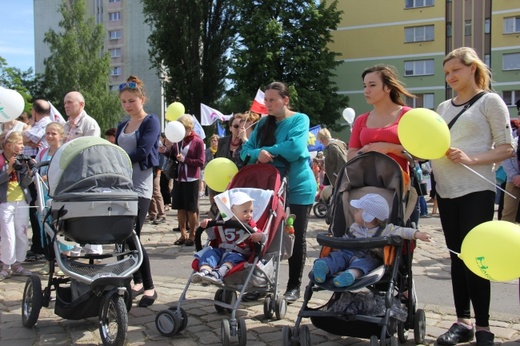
[195,191,266,285]
[313,193,431,287]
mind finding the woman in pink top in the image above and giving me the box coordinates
[347,65,415,173]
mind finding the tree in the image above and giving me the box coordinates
[43,0,122,131]
[0,57,39,114]
[229,0,348,129]
[142,0,237,117]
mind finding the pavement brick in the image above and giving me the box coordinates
[1,197,519,345]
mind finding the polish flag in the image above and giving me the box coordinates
[250,89,268,115]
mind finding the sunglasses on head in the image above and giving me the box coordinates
[119,82,137,90]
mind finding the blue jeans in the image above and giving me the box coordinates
[319,249,382,277]
[199,248,247,269]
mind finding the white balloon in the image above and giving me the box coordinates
[342,107,355,124]
[309,151,317,159]
[165,121,186,143]
[0,88,25,123]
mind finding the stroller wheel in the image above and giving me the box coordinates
[214,289,226,313]
[237,317,247,346]
[369,335,378,346]
[413,309,426,344]
[223,290,237,314]
[281,326,293,346]
[398,321,409,343]
[298,324,311,346]
[275,295,287,320]
[168,306,188,332]
[22,275,43,328]
[155,309,181,337]
[263,294,274,319]
[99,293,128,346]
[221,319,231,345]
[313,202,327,218]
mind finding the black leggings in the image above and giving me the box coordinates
[286,203,312,290]
[437,190,494,327]
[127,197,154,290]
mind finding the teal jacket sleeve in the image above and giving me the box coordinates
[240,117,266,163]
[263,113,310,162]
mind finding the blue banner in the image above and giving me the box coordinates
[307,125,325,152]
[216,121,226,138]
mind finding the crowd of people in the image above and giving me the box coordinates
[0,46,517,345]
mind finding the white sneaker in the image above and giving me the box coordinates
[202,271,223,285]
[192,271,207,284]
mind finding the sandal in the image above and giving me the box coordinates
[185,239,194,246]
[174,238,186,245]
[12,264,32,276]
[0,269,11,281]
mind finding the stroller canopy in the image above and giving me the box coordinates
[48,137,134,200]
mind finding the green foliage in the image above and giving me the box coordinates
[142,0,237,117]
[43,0,123,131]
[229,0,348,130]
[0,57,36,114]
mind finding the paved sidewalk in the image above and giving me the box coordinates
[0,197,519,345]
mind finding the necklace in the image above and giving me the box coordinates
[230,137,241,146]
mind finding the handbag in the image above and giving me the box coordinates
[164,159,179,180]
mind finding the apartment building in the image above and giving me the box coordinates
[332,0,520,128]
[34,0,163,119]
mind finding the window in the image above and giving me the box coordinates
[109,0,120,2]
[404,60,434,76]
[108,12,121,21]
[405,0,434,8]
[109,48,121,58]
[503,90,520,107]
[465,20,472,36]
[109,30,121,40]
[405,93,435,109]
[446,22,452,37]
[405,25,434,42]
[484,54,490,67]
[504,17,520,34]
[484,19,491,34]
[503,53,520,70]
[111,66,121,76]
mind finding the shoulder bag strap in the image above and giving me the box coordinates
[447,91,487,129]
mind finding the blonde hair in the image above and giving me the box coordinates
[317,128,331,142]
[46,122,65,136]
[0,130,22,150]
[177,114,194,130]
[443,47,492,92]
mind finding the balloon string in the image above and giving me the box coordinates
[460,163,516,199]
[429,239,460,256]
[244,120,259,130]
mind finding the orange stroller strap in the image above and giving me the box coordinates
[383,245,396,266]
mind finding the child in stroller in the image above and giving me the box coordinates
[194,191,266,285]
[313,193,431,288]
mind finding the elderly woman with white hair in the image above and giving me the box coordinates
[167,114,205,246]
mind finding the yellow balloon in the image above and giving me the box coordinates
[459,220,520,281]
[204,158,239,192]
[397,108,450,160]
[165,102,185,121]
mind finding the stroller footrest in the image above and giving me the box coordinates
[60,254,139,279]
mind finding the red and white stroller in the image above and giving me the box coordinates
[155,163,292,345]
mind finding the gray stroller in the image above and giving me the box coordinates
[21,137,143,346]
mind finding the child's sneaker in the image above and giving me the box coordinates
[203,270,223,285]
[192,270,209,284]
[333,271,355,287]
[313,260,329,283]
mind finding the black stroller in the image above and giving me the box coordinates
[283,151,426,346]
[21,137,143,346]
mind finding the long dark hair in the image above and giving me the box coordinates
[257,81,290,147]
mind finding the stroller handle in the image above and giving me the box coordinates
[316,232,403,250]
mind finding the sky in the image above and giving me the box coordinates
[0,0,35,71]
